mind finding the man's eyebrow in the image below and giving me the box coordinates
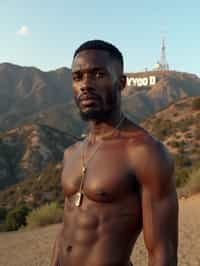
[72,69,81,74]
[72,66,106,73]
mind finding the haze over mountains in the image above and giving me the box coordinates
[0,62,200,206]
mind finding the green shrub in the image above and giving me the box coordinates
[0,207,7,221]
[4,204,30,231]
[175,168,190,187]
[175,134,181,139]
[169,140,181,148]
[26,202,63,228]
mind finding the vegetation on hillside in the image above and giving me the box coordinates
[143,97,200,189]
[0,161,64,210]
[1,96,200,232]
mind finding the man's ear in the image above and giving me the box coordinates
[119,75,126,91]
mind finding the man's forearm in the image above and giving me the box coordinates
[148,251,177,266]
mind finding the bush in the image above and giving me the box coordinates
[0,207,7,221]
[26,202,63,229]
[192,97,200,110]
[175,168,190,187]
[4,204,30,231]
[169,140,181,148]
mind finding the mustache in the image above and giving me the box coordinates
[77,90,101,102]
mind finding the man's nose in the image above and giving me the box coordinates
[80,73,94,91]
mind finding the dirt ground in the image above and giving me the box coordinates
[0,195,200,266]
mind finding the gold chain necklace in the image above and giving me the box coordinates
[74,113,125,207]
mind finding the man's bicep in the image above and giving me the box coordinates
[142,185,178,255]
[137,141,178,264]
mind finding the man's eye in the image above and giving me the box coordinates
[95,71,105,78]
[73,73,82,81]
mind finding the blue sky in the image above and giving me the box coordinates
[0,0,199,75]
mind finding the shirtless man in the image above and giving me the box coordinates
[51,40,178,266]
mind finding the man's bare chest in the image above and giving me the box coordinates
[61,143,138,203]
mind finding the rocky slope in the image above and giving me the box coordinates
[0,123,76,191]
[142,96,200,185]
[0,63,73,132]
[123,71,200,121]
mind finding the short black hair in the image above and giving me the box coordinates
[73,40,124,70]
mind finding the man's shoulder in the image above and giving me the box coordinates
[63,140,83,160]
[126,122,174,185]
[124,119,160,150]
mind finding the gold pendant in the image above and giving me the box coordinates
[82,165,87,175]
[74,192,83,207]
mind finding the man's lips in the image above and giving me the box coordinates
[79,94,100,106]
[80,98,98,107]
[79,94,99,101]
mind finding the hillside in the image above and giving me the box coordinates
[1,97,200,210]
[0,123,76,191]
[123,71,200,121]
[0,63,73,132]
[142,96,200,186]
[16,102,85,138]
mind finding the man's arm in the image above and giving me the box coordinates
[50,223,64,266]
[50,146,72,266]
[133,140,178,266]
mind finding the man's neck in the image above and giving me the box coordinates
[87,110,124,143]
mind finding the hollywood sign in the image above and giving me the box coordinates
[126,76,157,87]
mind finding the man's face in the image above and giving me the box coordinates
[71,49,125,121]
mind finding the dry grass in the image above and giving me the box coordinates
[0,195,200,266]
[26,202,63,229]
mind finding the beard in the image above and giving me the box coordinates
[79,108,112,121]
[75,86,119,122]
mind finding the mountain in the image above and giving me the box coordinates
[15,102,85,137]
[122,71,200,121]
[0,123,76,191]
[1,64,200,136]
[0,63,73,132]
